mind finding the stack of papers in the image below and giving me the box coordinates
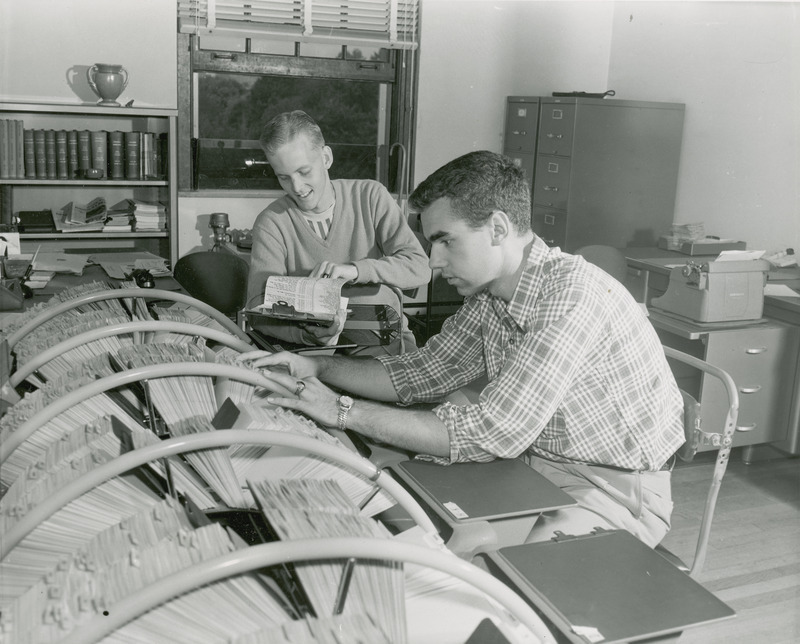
[32,252,89,275]
[89,251,171,280]
[103,200,135,232]
[130,200,168,231]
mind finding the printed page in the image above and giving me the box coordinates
[262,276,347,319]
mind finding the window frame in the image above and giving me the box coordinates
[176,33,417,196]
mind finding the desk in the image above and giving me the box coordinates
[622,248,800,458]
[28,264,181,301]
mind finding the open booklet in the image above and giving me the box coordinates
[251,275,349,324]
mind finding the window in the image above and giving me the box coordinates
[176,0,419,194]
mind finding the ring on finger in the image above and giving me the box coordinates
[294,380,306,396]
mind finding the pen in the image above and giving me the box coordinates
[290,344,358,353]
[23,245,41,281]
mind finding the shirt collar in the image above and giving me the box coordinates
[479,236,559,330]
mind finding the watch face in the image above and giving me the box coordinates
[339,395,354,408]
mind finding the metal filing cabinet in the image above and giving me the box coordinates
[505,96,685,253]
[503,97,540,194]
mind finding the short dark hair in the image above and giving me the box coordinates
[259,110,326,156]
[410,150,531,233]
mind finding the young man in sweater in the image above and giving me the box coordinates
[246,111,431,353]
[242,150,685,547]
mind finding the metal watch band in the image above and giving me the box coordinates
[337,396,353,431]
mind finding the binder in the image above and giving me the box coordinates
[393,457,576,523]
[484,529,736,644]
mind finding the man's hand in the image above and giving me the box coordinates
[238,350,320,380]
[263,370,342,429]
[309,262,358,282]
[299,308,347,346]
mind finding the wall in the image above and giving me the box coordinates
[0,0,176,108]
[414,0,614,182]
[415,0,799,253]
[608,1,799,252]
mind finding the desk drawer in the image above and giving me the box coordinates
[702,326,799,446]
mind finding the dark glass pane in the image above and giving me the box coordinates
[197,73,382,187]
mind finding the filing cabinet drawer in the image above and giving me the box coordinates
[532,156,571,209]
[504,99,540,153]
[504,150,535,187]
[537,103,576,156]
[532,207,567,248]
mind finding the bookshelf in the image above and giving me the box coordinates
[0,102,178,264]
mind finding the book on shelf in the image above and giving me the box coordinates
[16,209,56,233]
[55,129,68,179]
[14,120,24,178]
[0,119,24,179]
[0,119,9,179]
[157,132,168,179]
[90,130,107,175]
[66,130,79,178]
[23,129,35,178]
[108,130,125,179]
[44,129,56,179]
[77,130,91,174]
[141,131,155,179]
[33,129,46,178]
[124,130,140,179]
[54,198,107,232]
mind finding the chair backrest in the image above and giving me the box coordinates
[574,245,629,284]
[173,251,249,318]
[340,283,408,355]
[658,346,740,578]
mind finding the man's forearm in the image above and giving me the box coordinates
[347,397,450,457]
[315,356,400,402]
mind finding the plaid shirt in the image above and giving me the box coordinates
[378,238,684,471]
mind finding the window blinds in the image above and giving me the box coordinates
[177,0,419,49]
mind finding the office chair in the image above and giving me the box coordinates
[574,244,629,284]
[173,250,250,318]
[656,346,740,579]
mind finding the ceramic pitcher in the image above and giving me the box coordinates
[87,63,129,106]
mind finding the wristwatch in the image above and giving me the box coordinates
[337,395,354,431]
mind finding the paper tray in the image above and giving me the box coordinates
[678,240,746,255]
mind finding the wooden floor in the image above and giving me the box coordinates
[658,447,800,643]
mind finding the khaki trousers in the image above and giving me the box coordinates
[524,455,673,548]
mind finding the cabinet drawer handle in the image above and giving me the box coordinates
[546,133,563,139]
[544,215,555,225]
[543,186,559,192]
[736,423,757,432]
[543,238,555,245]
[739,385,762,394]
[745,347,767,354]
[512,130,526,136]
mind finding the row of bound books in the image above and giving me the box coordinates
[0,118,168,181]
